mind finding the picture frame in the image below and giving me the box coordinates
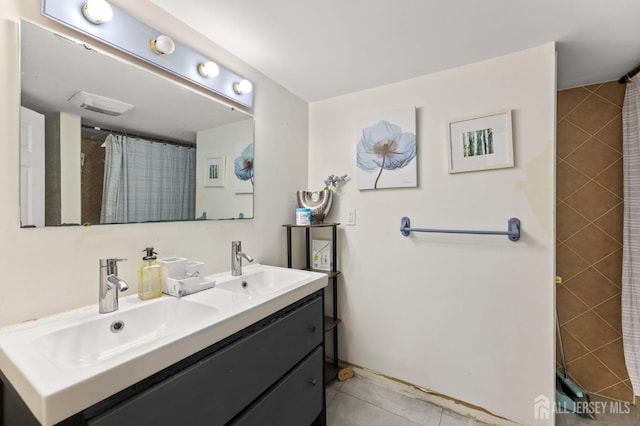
[204,156,225,187]
[447,109,513,173]
[234,142,254,194]
[356,106,417,190]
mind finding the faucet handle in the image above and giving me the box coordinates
[100,258,127,274]
[100,257,127,263]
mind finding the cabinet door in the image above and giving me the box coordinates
[232,347,323,426]
[88,298,322,426]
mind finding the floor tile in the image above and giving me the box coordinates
[440,409,487,426]
[339,377,442,426]
[327,379,345,406]
[326,387,339,407]
[327,379,345,392]
[327,392,422,426]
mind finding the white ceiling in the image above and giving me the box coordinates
[151,0,640,102]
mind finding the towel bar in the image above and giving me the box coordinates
[400,217,520,242]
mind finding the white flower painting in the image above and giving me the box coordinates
[356,107,417,190]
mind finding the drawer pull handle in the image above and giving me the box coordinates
[309,378,318,386]
[308,324,316,333]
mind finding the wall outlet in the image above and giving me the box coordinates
[346,208,356,226]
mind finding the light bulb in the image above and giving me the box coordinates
[149,35,175,55]
[198,61,220,78]
[82,0,113,24]
[233,79,253,94]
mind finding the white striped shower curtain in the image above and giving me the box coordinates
[622,74,640,395]
[100,134,196,224]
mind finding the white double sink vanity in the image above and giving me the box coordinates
[0,264,328,426]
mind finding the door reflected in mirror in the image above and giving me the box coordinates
[19,21,254,228]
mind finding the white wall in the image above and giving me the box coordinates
[309,43,556,424]
[196,119,254,219]
[0,0,308,325]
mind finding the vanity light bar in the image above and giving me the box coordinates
[41,0,253,108]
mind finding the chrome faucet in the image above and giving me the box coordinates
[231,241,253,276]
[99,258,129,313]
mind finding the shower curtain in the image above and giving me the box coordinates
[622,75,640,395]
[100,134,196,224]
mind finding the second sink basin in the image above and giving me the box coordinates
[37,297,218,368]
[215,268,313,296]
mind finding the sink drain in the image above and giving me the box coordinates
[241,281,248,288]
[110,320,125,333]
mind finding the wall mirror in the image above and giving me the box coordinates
[19,21,254,228]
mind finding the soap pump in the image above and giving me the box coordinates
[138,247,162,300]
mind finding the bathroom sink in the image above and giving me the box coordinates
[0,264,328,426]
[215,268,314,296]
[36,297,218,368]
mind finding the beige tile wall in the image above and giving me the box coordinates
[556,81,631,402]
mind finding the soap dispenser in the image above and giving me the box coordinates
[138,247,162,300]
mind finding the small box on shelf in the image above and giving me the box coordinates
[312,240,332,271]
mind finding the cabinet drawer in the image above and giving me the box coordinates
[88,297,322,426]
[232,347,323,426]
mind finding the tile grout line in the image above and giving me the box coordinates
[559,194,622,234]
[562,319,626,381]
[561,285,622,336]
[557,200,623,246]
[591,112,624,154]
[557,88,594,121]
[591,359,628,393]
[594,380,634,402]
[560,244,622,290]
[590,258,623,290]
[561,339,624,396]
[589,87,625,110]
[559,84,623,123]
[556,244,610,285]
[557,241,619,284]
[556,160,591,202]
[557,121,622,165]
[558,148,623,203]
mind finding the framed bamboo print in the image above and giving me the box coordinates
[204,156,225,187]
[447,109,513,173]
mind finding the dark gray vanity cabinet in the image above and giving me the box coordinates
[0,291,325,426]
[232,347,323,426]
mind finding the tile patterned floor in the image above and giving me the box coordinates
[327,376,640,425]
[326,376,488,426]
[555,394,639,426]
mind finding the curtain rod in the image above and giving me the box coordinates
[81,124,195,148]
[619,63,640,84]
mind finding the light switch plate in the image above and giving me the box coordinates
[346,208,356,226]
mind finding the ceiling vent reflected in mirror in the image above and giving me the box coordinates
[68,91,134,116]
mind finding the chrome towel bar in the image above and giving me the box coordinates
[400,217,521,242]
